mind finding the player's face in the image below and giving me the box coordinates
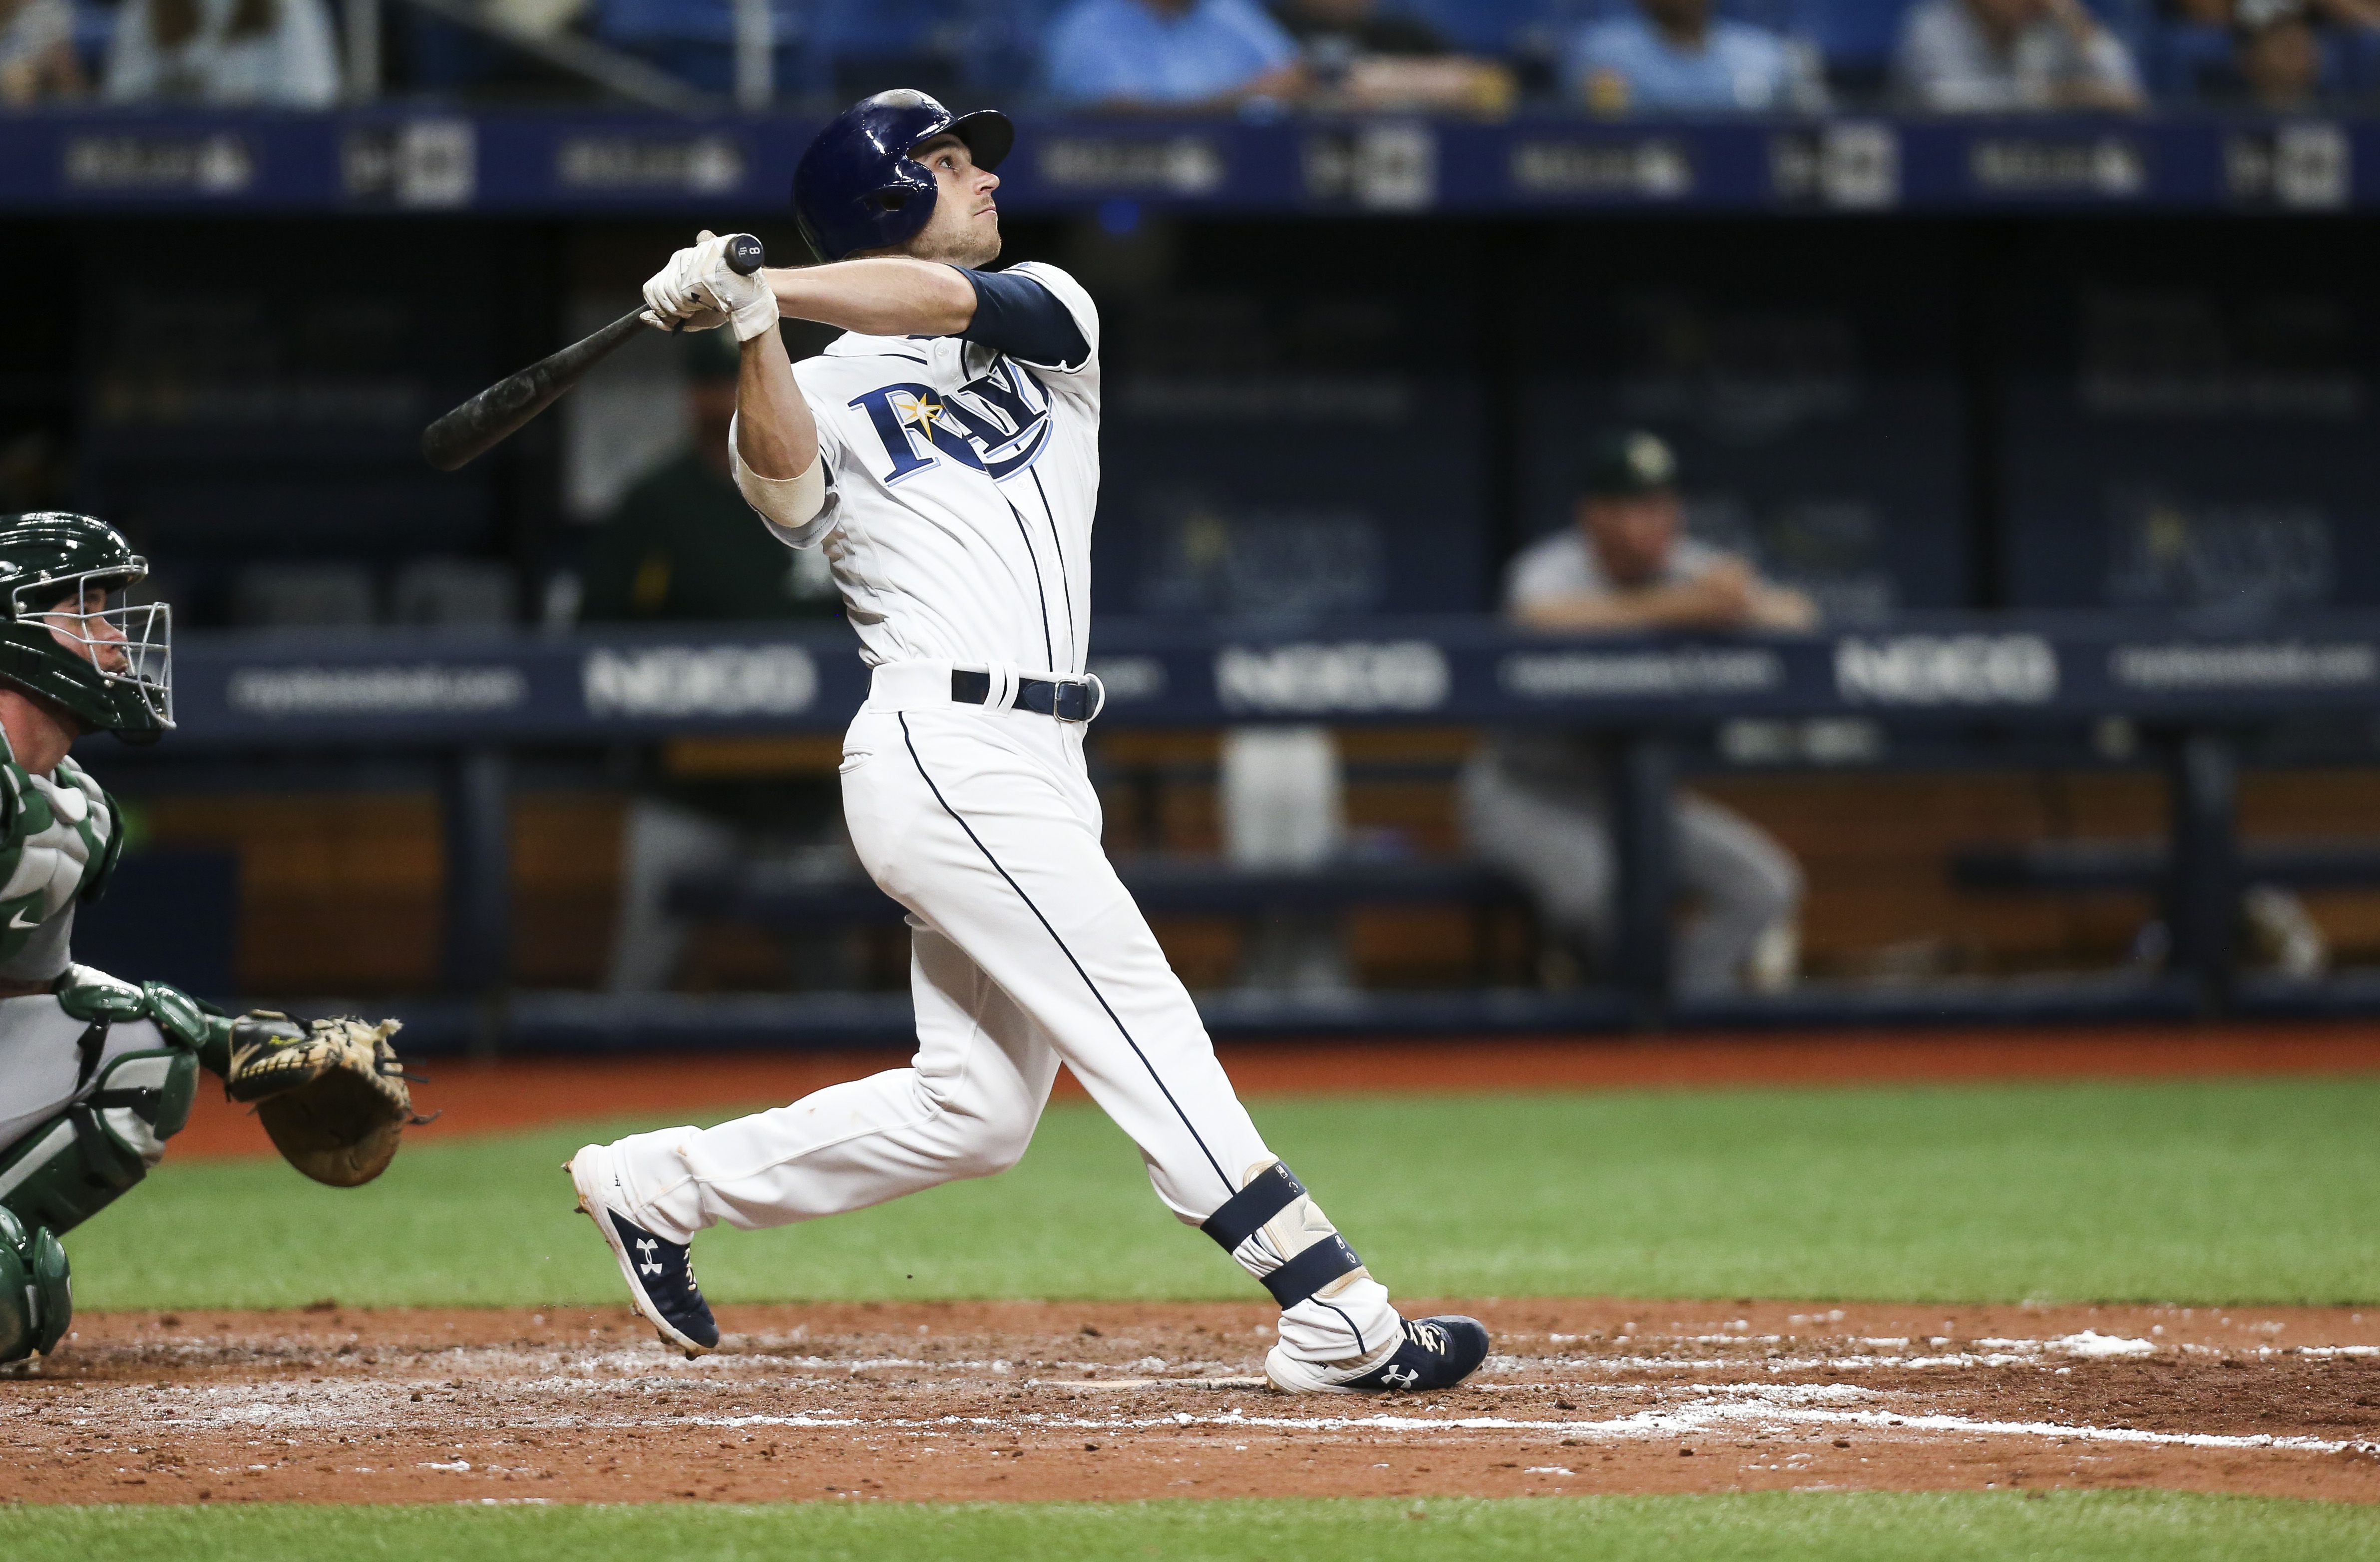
[904,135,1003,268]
[1581,492,1682,588]
[35,586,131,676]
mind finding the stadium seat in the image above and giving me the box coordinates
[795,0,967,98]
[591,0,809,95]
[1402,0,1552,58]
[69,0,115,79]
[1796,0,1914,96]
[2142,20,2233,101]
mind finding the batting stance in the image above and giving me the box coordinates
[568,91,1489,1395]
[0,512,422,1367]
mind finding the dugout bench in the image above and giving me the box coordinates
[114,611,2380,1045]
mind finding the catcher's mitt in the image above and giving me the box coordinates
[224,1013,427,1187]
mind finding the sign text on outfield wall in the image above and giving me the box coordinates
[1835,635,2058,704]
[1215,642,1450,714]
[582,645,817,719]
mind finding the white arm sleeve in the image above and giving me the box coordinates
[729,410,837,548]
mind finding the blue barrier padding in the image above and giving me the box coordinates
[5,109,2377,214]
[156,612,2380,748]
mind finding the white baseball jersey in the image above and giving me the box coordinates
[604,258,1411,1383]
[738,261,1100,677]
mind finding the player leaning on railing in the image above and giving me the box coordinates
[0,511,423,1369]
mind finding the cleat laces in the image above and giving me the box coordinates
[1404,1319,1449,1354]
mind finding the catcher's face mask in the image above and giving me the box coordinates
[15,570,173,731]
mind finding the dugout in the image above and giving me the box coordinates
[7,117,2380,1045]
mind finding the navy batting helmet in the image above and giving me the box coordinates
[792,90,1015,263]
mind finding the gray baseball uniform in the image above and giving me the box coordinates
[1460,527,1803,996]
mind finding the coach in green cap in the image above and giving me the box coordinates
[580,330,850,993]
[1461,429,1816,997]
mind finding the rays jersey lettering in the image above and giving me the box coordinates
[766,260,1104,675]
[850,361,1053,485]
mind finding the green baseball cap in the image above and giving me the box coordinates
[1580,429,1679,497]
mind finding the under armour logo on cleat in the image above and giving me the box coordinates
[634,1237,664,1277]
[1383,1365,1419,1387]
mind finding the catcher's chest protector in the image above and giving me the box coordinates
[0,753,114,983]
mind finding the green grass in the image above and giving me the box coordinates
[66,1076,2380,1311]
[3,1494,2376,1562]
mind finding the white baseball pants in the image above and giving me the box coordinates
[600,662,1402,1368]
[0,997,166,1157]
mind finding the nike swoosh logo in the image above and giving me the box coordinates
[7,909,37,931]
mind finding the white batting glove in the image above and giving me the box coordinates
[641,230,777,341]
[641,235,724,333]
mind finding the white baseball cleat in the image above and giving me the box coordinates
[1266,1315,1491,1394]
[567,1145,720,1359]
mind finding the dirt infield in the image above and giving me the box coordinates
[171,1021,2380,1160]
[8,1299,2377,1506]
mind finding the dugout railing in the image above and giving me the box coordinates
[89,611,2380,1051]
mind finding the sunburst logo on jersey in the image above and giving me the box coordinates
[894,391,946,441]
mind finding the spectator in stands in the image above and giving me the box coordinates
[582,332,849,994]
[2233,0,2325,102]
[1272,0,1514,111]
[0,0,83,103]
[1893,0,2145,110]
[1043,0,1306,108]
[2210,0,2380,104]
[103,0,340,106]
[1567,0,1825,114]
[1461,430,1814,998]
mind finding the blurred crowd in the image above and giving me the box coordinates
[4,0,2377,111]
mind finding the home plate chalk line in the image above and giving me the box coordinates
[162,1378,2380,1459]
[636,1403,2379,1457]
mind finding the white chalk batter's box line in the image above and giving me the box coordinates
[124,1380,2380,1459]
[642,1404,2380,1458]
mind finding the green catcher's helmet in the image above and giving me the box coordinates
[0,512,172,743]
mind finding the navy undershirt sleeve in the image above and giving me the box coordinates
[953,267,1091,370]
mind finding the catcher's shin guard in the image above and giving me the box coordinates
[0,1203,72,1364]
[0,1045,198,1238]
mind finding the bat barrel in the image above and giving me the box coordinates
[421,233,768,472]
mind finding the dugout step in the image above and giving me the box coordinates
[298,973,2339,1056]
[667,856,1534,922]
[1952,839,2380,893]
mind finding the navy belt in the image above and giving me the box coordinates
[950,669,1104,723]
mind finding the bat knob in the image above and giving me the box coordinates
[725,234,766,275]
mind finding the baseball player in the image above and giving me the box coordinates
[1463,431,1811,995]
[0,511,421,1366]
[567,90,1490,1395]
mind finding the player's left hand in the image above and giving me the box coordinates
[224,1012,431,1187]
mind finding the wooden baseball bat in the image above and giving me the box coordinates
[420,233,766,473]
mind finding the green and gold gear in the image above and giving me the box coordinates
[0,511,173,742]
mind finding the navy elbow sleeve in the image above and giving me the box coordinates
[956,268,1090,369]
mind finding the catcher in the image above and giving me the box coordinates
[0,511,420,1367]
